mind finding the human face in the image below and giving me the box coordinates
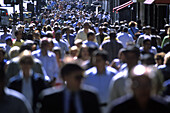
[84,23,89,29]
[41,40,49,51]
[17,31,22,40]
[155,58,163,66]
[125,52,139,69]
[88,34,95,41]
[93,55,106,70]
[20,58,33,77]
[81,47,89,60]
[64,71,84,91]
[143,41,151,52]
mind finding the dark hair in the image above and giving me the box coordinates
[87,32,95,38]
[124,45,140,58]
[60,63,84,78]
[19,43,32,53]
[123,27,128,32]
[109,30,117,40]
[93,50,108,61]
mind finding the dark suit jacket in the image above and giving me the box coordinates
[38,86,101,113]
[108,95,169,113]
[8,72,48,111]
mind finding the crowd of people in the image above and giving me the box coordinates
[0,0,170,113]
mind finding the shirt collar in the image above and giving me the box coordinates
[40,50,52,57]
[19,69,33,79]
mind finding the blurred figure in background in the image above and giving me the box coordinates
[100,30,123,63]
[108,65,169,113]
[0,70,33,113]
[158,52,170,81]
[84,50,117,113]
[32,37,59,82]
[154,52,165,67]
[8,50,48,112]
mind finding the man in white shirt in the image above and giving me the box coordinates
[117,27,134,48]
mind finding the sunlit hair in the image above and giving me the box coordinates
[130,65,163,95]
[8,46,20,59]
[19,50,34,66]
[77,44,88,59]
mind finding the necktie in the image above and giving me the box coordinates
[68,92,76,113]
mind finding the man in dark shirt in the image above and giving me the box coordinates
[108,65,169,113]
[38,63,101,113]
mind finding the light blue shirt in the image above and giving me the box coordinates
[83,40,99,48]
[83,66,117,104]
[20,70,33,106]
[117,32,134,48]
[53,39,69,59]
[32,49,59,79]
[64,89,83,113]
[128,27,139,38]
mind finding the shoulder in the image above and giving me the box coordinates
[108,95,133,112]
[95,33,100,36]
[4,88,32,112]
[32,49,41,55]
[62,34,67,37]
[39,87,64,100]
[150,96,169,107]
[77,29,84,33]
[8,74,21,83]
[47,51,56,57]
[80,84,98,96]
[85,67,97,76]
[106,66,118,74]
[112,69,128,82]
[70,34,75,37]
[32,73,44,80]
[158,64,166,69]
[33,57,42,64]
[5,88,27,101]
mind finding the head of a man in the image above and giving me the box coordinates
[55,30,62,41]
[87,31,95,41]
[83,22,90,30]
[61,63,84,92]
[124,45,140,69]
[19,50,34,78]
[92,50,108,73]
[40,37,49,51]
[130,65,152,106]
[15,30,22,40]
